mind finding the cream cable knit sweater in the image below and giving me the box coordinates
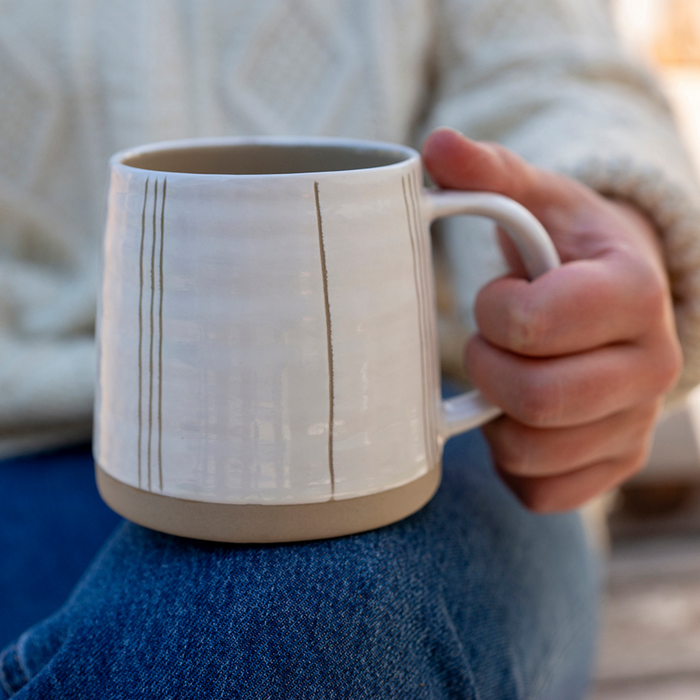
[1,0,700,457]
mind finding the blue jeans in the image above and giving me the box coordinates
[0,430,598,699]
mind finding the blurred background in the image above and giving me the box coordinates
[1,2,699,694]
[594,4,700,698]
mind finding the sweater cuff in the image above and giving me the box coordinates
[564,155,700,404]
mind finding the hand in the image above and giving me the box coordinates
[422,127,683,512]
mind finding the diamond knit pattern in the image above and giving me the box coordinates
[0,0,700,454]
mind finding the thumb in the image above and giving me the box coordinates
[421,127,560,213]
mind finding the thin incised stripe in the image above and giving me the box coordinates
[158,178,167,492]
[414,172,440,466]
[147,180,158,492]
[408,171,436,466]
[314,181,335,496]
[138,177,150,490]
[402,176,431,468]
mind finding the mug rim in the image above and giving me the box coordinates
[111,136,421,178]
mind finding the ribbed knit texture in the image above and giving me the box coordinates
[1,0,700,455]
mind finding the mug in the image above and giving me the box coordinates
[94,136,559,543]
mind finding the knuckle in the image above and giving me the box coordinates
[509,371,563,427]
[618,448,649,483]
[483,141,517,167]
[634,266,667,316]
[504,296,549,354]
[664,339,684,389]
[649,337,683,396]
[632,402,663,441]
[607,440,653,488]
[516,482,560,514]
[488,422,536,475]
[483,142,538,197]
[631,267,683,392]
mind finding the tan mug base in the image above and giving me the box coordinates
[95,464,442,543]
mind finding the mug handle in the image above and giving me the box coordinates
[423,190,561,440]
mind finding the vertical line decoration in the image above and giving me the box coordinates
[409,171,437,468]
[147,180,158,492]
[137,177,167,492]
[402,175,432,469]
[158,178,167,491]
[138,177,150,490]
[314,181,335,496]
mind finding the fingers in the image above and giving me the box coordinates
[500,451,650,513]
[465,334,679,428]
[421,127,571,213]
[482,402,661,478]
[423,128,683,513]
[422,127,532,197]
[474,254,670,357]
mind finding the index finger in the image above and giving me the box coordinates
[474,252,668,357]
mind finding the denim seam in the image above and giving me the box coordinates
[0,645,29,697]
[14,633,32,688]
[0,650,13,697]
[436,596,483,700]
[525,613,592,700]
[426,541,483,700]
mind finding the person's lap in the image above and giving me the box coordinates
[0,430,599,700]
[0,444,122,645]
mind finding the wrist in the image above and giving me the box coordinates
[607,198,666,268]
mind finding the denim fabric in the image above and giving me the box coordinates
[0,445,122,645]
[0,429,598,699]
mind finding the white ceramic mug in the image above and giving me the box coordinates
[94,136,559,542]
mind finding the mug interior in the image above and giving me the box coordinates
[120,142,412,175]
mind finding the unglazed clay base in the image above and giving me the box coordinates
[96,464,441,543]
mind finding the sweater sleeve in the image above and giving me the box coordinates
[422,0,700,403]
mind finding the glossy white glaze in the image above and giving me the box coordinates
[94,137,558,505]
